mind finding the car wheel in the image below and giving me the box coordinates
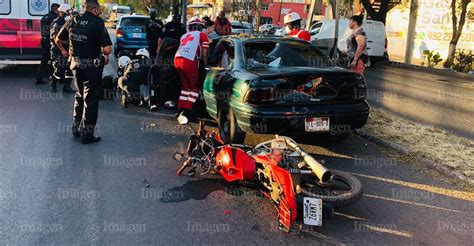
[218,104,246,144]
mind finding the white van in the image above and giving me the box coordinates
[111,6,131,23]
[0,0,64,62]
[309,19,387,60]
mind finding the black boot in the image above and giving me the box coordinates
[72,126,80,138]
[49,76,58,93]
[81,135,101,145]
[63,84,75,93]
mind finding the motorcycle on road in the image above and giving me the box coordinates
[173,120,362,232]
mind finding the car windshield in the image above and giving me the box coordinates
[121,18,147,27]
[244,40,333,68]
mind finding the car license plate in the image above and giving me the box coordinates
[305,117,330,132]
[132,33,142,38]
[303,197,322,226]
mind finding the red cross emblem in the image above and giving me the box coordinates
[181,34,194,46]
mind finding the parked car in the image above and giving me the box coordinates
[203,36,370,144]
[259,24,278,33]
[114,15,149,56]
[230,21,254,34]
[274,27,287,36]
[309,19,388,62]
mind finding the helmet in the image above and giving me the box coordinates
[188,16,204,26]
[149,9,157,18]
[118,56,131,69]
[284,12,302,24]
[135,48,150,59]
[58,4,71,13]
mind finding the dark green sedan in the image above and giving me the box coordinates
[204,36,370,144]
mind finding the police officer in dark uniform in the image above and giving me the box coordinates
[144,9,164,59]
[35,3,60,85]
[118,48,152,108]
[160,14,186,42]
[55,0,112,145]
[50,4,75,93]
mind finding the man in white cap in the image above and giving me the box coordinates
[283,12,310,42]
[50,3,75,93]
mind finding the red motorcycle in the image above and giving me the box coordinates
[174,120,362,232]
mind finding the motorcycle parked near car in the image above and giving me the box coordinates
[173,120,363,232]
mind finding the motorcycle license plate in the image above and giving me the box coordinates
[305,117,330,132]
[303,197,322,226]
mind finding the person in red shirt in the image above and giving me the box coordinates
[174,17,210,125]
[214,11,232,36]
[283,12,311,42]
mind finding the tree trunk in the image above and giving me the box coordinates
[255,0,261,31]
[444,0,469,68]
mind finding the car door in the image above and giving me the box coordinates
[203,40,235,119]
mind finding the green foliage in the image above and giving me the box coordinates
[422,50,443,68]
[450,49,473,73]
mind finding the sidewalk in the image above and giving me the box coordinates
[364,64,474,139]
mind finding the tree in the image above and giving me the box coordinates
[444,0,470,68]
[360,0,399,24]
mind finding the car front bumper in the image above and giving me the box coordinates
[231,101,370,135]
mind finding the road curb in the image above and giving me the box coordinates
[356,129,474,186]
[378,61,474,80]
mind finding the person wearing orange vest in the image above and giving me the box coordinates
[283,12,310,42]
[174,17,210,125]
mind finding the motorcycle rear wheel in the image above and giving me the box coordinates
[297,169,362,208]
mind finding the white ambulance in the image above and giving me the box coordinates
[0,0,64,63]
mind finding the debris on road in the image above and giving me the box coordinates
[143,178,150,188]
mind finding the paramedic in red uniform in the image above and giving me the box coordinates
[174,17,209,125]
[283,12,310,42]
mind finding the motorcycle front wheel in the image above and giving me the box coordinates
[296,169,363,208]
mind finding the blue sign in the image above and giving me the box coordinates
[32,0,47,12]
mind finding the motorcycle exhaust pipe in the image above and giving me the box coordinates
[283,137,332,183]
[300,151,332,184]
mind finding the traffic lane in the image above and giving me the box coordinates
[364,66,474,139]
[0,66,473,244]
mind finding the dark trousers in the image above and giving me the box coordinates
[51,55,73,88]
[148,41,157,59]
[72,66,103,137]
[118,76,142,103]
[36,43,52,81]
[149,65,179,105]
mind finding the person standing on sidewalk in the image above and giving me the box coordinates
[55,0,112,144]
[49,4,75,93]
[174,17,209,125]
[347,15,370,75]
[35,3,60,85]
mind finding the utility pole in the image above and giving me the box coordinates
[333,0,340,60]
[255,0,261,31]
[181,0,187,25]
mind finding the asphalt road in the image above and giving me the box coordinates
[0,62,473,245]
[364,66,474,140]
